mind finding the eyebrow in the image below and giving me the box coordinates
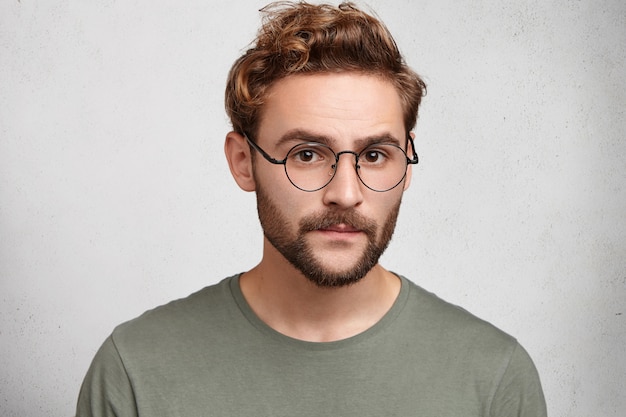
[276,129,403,150]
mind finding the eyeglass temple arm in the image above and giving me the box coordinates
[244,134,286,165]
[407,134,419,165]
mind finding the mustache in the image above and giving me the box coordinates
[299,210,377,237]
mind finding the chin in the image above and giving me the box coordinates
[296,256,379,288]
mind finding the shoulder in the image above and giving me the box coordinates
[77,275,246,414]
[110,275,240,353]
[395,277,546,414]
[398,276,520,358]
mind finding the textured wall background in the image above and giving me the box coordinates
[1,1,624,416]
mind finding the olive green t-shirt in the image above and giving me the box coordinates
[77,275,546,416]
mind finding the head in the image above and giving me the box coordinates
[225,1,426,138]
[224,2,426,287]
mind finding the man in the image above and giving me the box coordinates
[77,2,546,416]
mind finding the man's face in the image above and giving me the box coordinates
[252,73,411,287]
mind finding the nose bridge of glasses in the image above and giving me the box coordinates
[333,150,360,169]
[324,149,365,199]
[328,149,363,192]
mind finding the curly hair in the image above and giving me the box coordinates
[225,1,426,137]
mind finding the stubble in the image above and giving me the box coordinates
[256,185,401,287]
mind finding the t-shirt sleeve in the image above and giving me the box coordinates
[76,335,138,417]
[489,342,547,417]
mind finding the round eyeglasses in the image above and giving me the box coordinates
[245,134,418,192]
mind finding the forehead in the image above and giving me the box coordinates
[257,73,405,146]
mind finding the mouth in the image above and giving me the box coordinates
[313,224,366,243]
[299,211,377,240]
[319,223,362,233]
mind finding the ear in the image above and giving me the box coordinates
[224,131,256,192]
[403,132,416,191]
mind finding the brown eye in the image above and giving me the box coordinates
[295,149,316,163]
[363,150,382,163]
[288,143,333,166]
[360,147,391,166]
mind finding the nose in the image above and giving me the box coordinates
[321,152,364,208]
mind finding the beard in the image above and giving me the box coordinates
[255,185,401,288]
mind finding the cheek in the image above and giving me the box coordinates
[377,194,403,241]
[403,165,413,191]
[372,192,403,234]
[377,190,404,215]
[253,163,293,195]
[255,169,310,223]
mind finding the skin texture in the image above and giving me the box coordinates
[224,73,413,342]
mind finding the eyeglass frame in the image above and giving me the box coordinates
[243,132,419,192]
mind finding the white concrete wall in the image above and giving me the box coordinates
[1,1,624,416]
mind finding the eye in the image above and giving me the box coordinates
[288,143,331,165]
[361,148,388,165]
[293,149,319,163]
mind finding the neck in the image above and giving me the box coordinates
[239,239,401,342]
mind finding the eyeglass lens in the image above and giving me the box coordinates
[284,142,409,192]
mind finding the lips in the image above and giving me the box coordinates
[299,210,377,239]
[319,223,361,233]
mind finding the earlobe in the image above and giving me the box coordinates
[224,131,256,192]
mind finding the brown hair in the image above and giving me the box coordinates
[225,1,426,137]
